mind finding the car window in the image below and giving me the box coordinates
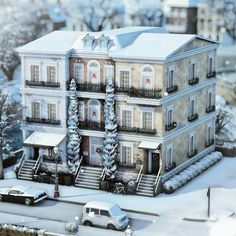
[18,191,24,195]
[86,208,90,214]
[100,210,110,217]
[8,190,18,195]
[91,208,99,215]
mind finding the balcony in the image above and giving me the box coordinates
[188,77,199,85]
[165,122,177,131]
[206,105,215,113]
[165,162,176,172]
[206,71,216,79]
[115,86,162,99]
[79,121,105,131]
[166,85,178,94]
[118,126,157,135]
[187,149,198,158]
[26,117,61,125]
[188,113,199,122]
[25,80,60,88]
[205,139,215,147]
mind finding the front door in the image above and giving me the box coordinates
[34,147,39,160]
[151,152,160,174]
[90,137,103,166]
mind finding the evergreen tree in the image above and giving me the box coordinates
[102,79,118,179]
[67,79,81,166]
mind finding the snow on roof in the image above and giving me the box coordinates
[10,185,30,192]
[164,0,198,8]
[23,132,66,147]
[17,31,80,55]
[110,33,196,60]
[138,141,161,149]
[84,201,116,210]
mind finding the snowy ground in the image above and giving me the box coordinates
[1,156,236,235]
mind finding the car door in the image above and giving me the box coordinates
[100,210,111,227]
[7,190,20,203]
[90,208,102,226]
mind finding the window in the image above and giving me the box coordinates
[32,102,40,119]
[142,65,154,89]
[86,208,90,214]
[119,70,130,89]
[167,67,174,88]
[206,123,213,143]
[142,112,153,129]
[208,56,213,74]
[88,61,100,84]
[47,104,56,120]
[47,66,56,83]
[207,89,213,107]
[30,65,39,82]
[188,134,195,153]
[78,101,84,121]
[190,61,196,80]
[100,210,110,217]
[166,107,173,126]
[121,144,133,164]
[166,144,172,167]
[121,110,132,128]
[91,208,99,215]
[189,96,196,116]
[74,63,84,83]
[104,65,114,83]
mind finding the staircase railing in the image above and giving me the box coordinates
[74,156,84,182]
[33,154,43,176]
[135,164,143,193]
[153,162,162,197]
[100,168,106,181]
[17,153,25,178]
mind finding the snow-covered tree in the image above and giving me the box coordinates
[0,1,51,80]
[0,91,20,179]
[224,1,236,40]
[102,79,118,180]
[67,79,81,166]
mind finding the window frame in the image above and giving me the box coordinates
[188,132,195,153]
[74,62,84,83]
[46,65,57,83]
[118,66,132,88]
[30,64,40,82]
[166,105,174,127]
[189,59,197,81]
[119,142,134,164]
[141,64,155,89]
[207,54,214,74]
[167,65,175,88]
[87,60,100,84]
[78,101,85,121]
[31,101,41,119]
[165,144,173,167]
[206,88,214,108]
[47,103,57,120]
[120,106,133,128]
[140,107,155,130]
[189,95,196,116]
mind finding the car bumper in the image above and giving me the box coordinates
[34,195,47,203]
[116,219,129,230]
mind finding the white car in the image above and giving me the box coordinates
[81,201,129,230]
[0,185,47,206]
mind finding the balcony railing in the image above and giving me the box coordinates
[165,122,177,131]
[76,82,106,93]
[205,139,215,147]
[115,86,162,99]
[118,126,157,135]
[26,117,61,125]
[206,71,216,79]
[206,105,215,113]
[166,85,178,94]
[188,77,199,85]
[25,80,60,87]
[165,162,176,172]
[188,113,199,122]
[79,121,105,131]
[187,149,198,158]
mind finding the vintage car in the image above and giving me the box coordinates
[81,201,129,230]
[0,185,47,206]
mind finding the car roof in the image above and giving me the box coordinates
[10,185,31,192]
[84,201,116,210]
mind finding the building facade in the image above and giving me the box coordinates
[17,27,218,196]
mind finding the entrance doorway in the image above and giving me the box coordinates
[90,137,103,166]
[34,147,39,160]
[151,152,160,174]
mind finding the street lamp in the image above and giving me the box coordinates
[53,146,60,198]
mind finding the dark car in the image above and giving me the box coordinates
[0,185,47,206]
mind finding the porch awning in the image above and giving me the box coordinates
[138,141,161,150]
[23,131,66,148]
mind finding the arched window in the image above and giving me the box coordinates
[87,60,100,84]
[141,65,154,89]
[88,99,101,123]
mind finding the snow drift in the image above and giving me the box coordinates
[163,152,223,193]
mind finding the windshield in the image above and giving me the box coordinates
[110,205,124,217]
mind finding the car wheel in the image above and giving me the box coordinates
[25,198,31,206]
[84,220,92,227]
[107,224,116,230]
[0,195,2,201]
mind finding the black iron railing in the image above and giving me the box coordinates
[205,139,215,147]
[188,77,199,85]
[165,122,177,131]
[25,80,60,87]
[118,126,157,135]
[188,113,199,122]
[26,117,61,125]
[206,71,216,79]
[187,149,198,158]
[76,82,106,93]
[206,105,215,113]
[166,85,178,93]
[165,162,176,172]
[79,121,105,131]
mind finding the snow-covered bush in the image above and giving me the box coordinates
[163,152,223,193]
[65,216,79,234]
[67,79,81,168]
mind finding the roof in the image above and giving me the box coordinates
[138,141,161,150]
[163,0,198,7]
[23,131,66,148]
[84,201,116,210]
